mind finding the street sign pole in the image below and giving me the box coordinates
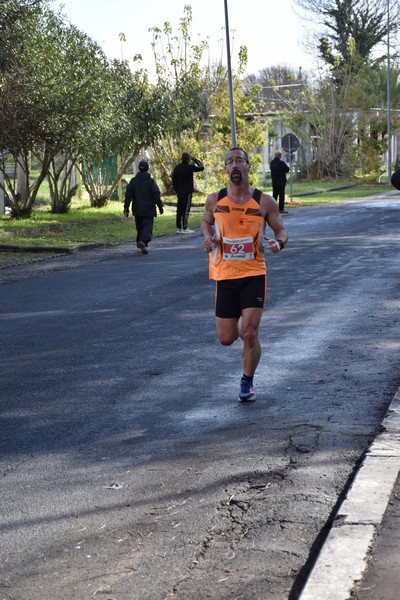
[0,164,4,215]
[282,133,300,203]
[289,137,293,201]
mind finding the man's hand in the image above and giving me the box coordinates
[123,209,129,218]
[264,237,283,254]
[203,234,217,253]
[159,207,164,215]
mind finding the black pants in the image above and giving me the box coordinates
[272,185,286,212]
[176,192,192,230]
[135,216,153,247]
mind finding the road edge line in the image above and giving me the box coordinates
[299,387,400,600]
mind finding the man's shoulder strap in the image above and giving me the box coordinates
[252,188,262,204]
[217,187,227,200]
[217,187,262,203]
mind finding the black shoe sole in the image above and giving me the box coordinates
[138,242,148,254]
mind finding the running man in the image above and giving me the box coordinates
[201,147,288,402]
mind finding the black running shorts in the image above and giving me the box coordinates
[215,275,266,318]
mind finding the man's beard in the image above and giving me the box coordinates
[230,170,242,184]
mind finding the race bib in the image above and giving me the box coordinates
[222,236,254,260]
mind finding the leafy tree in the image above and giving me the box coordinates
[148,6,265,193]
[264,55,360,178]
[285,56,392,179]
[343,61,400,177]
[0,1,111,216]
[148,5,209,193]
[0,0,51,217]
[248,65,307,113]
[203,50,266,187]
[248,47,400,179]
[0,0,43,72]
[295,0,400,73]
[77,60,169,207]
[43,18,113,213]
[0,0,168,215]
[290,0,400,177]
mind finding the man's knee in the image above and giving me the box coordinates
[241,326,259,347]
[216,323,239,346]
[217,332,238,346]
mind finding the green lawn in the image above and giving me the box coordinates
[259,181,389,206]
[0,204,200,247]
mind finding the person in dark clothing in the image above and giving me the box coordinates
[172,152,204,233]
[270,150,290,214]
[391,166,400,190]
[124,160,163,254]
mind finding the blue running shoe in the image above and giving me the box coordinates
[238,377,256,402]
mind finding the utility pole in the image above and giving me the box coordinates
[224,0,236,147]
[386,0,392,184]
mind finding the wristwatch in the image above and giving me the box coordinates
[277,239,285,250]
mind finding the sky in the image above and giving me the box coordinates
[52,0,315,77]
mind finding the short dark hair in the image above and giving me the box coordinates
[225,147,249,163]
[182,152,191,162]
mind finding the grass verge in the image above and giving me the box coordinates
[0,206,202,250]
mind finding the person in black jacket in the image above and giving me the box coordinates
[391,166,400,190]
[172,152,204,233]
[124,160,163,254]
[270,150,290,214]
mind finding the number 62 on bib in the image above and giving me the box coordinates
[222,236,254,260]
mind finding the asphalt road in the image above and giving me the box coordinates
[1,194,399,599]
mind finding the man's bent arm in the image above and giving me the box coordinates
[261,193,288,244]
[201,193,217,252]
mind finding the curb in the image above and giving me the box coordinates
[0,242,111,254]
[299,387,400,599]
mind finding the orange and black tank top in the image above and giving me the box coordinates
[208,187,267,281]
